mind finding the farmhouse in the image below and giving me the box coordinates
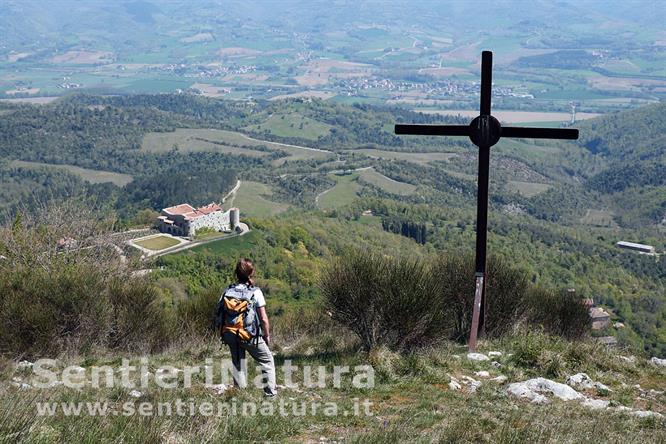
[589,307,611,330]
[157,203,240,237]
[581,296,611,330]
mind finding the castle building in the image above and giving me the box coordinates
[157,203,239,237]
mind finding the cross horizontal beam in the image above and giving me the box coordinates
[395,124,578,141]
[395,124,469,137]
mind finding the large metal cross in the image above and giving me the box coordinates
[395,51,579,352]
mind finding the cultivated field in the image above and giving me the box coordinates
[0,97,60,104]
[141,129,268,157]
[317,173,361,209]
[10,160,133,186]
[181,32,215,43]
[189,83,230,97]
[225,181,290,218]
[244,113,333,141]
[141,128,332,165]
[269,90,336,101]
[505,180,552,197]
[580,209,617,227]
[51,50,113,64]
[294,59,372,86]
[358,168,416,195]
[349,148,457,164]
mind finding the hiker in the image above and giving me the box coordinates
[218,258,277,397]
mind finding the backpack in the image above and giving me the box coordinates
[216,284,260,341]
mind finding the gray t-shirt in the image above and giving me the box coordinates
[230,283,266,308]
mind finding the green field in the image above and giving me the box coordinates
[184,230,261,256]
[10,160,133,186]
[141,129,269,156]
[225,181,290,218]
[244,112,333,140]
[580,209,617,227]
[141,128,332,165]
[358,168,416,195]
[134,235,181,251]
[349,149,457,164]
[317,173,361,209]
[505,180,552,197]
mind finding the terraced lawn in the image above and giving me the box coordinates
[134,236,181,251]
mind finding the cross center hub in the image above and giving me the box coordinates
[469,115,502,148]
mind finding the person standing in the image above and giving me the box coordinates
[219,258,277,397]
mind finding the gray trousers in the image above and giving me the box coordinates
[223,332,277,396]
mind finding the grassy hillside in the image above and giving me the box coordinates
[0,94,663,356]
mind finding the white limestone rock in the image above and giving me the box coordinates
[631,410,663,419]
[507,382,549,404]
[467,353,490,362]
[474,371,490,378]
[468,381,481,393]
[491,375,508,384]
[507,378,584,403]
[129,390,143,398]
[16,360,33,370]
[207,383,228,395]
[566,373,611,392]
[488,351,503,357]
[650,357,666,368]
[581,398,610,410]
[491,361,502,368]
[448,379,462,391]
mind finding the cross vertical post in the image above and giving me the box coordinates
[394,51,579,352]
[469,50,493,351]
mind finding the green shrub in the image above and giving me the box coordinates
[433,254,532,340]
[0,264,174,357]
[319,251,446,350]
[176,286,221,335]
[0,205,175,357]
[526,287,590,339]
[320,250,589,351]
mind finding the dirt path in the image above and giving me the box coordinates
[315,186,335,207]
[223,180,241,205]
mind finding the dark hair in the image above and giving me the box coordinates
[235,258,255,286]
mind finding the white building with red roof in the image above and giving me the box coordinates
[157,203,240,237]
